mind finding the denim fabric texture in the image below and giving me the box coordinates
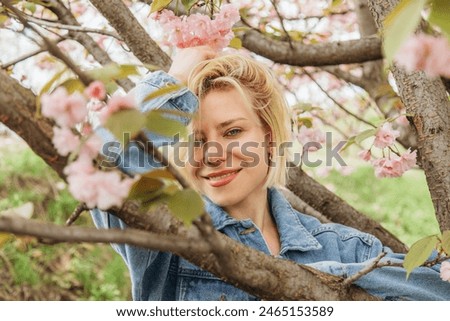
[91,71,450,301]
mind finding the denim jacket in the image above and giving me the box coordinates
[91,71,450,301]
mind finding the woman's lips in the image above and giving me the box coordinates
[204,169,242,187]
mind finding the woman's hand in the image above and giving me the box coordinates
[168,46,217,83]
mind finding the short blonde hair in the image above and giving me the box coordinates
[187,54,291,187]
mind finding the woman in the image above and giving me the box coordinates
[91,46,450,300]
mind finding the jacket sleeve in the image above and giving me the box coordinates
[90,71,198,299]
[306,249,450,300]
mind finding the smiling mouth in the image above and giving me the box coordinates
[202,169,242,187]
[206,169,241,181]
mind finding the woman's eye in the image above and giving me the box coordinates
[225,128,241,137]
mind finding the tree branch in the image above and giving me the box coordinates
[239,28,382,66]
[21,13,121,40]
[89,0,171,70]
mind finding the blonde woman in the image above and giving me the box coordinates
[92,46,450,300]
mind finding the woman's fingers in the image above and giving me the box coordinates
[168,46,218,83]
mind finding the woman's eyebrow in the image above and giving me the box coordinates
[217,117,248,130]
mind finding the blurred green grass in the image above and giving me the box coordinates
[0,144,131,300]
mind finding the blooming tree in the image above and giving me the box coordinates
[0,0,449,299]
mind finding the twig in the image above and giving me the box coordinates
[269,0,293,49]
[23,14,122,40]
[66,203,89,226]
[0,37,63,69]
[301,68,376,128]
[342,251,387,286]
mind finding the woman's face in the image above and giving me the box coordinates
[186,88,271,208]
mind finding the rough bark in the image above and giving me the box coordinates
[88,0,171,70]
[287,167,408,253]
[367,0,450,231]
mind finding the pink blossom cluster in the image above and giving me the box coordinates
[395,34,450,78]
[358,122,417,178]
[152,4,240,50]
[41,81,136,210]
[441,261,450,282]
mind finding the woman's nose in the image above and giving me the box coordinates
[203,141,226,167]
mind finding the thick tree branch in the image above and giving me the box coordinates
[88,0,171,70]
[239,29,382,66]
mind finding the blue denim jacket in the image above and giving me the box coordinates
[91,71,450,301]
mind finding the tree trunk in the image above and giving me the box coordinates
[367,0,450,231]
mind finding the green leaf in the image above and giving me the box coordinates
[297,117,313,128]
[23,1,37,13]
[403,235,439,278]
[167,188,204,225]
[0,14,8,26]
[86,64,139,82]
[229,37,242,49]
[354,129,377,144]
[128,176,164,201]
[150,0,173,13]
[429,0,450,41]
[142,84,183,102]
[382,0,427,63]
[442,230,450,255]
[146,110,188,139]
[181,0,197,12]
[60,78,85,94]
[104,109,146,147]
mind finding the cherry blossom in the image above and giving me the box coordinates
[358,149,371,162]
[85,80,106,100]
[52,126,80,156]
[395,34,450,78]
[372,149,417,178]
[64,155,135,210]
[98,92,136,123]
[152,4,240,50]
[41,87,88,127]
[373,122,400,149]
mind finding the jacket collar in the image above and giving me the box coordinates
[203,187,322,254]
